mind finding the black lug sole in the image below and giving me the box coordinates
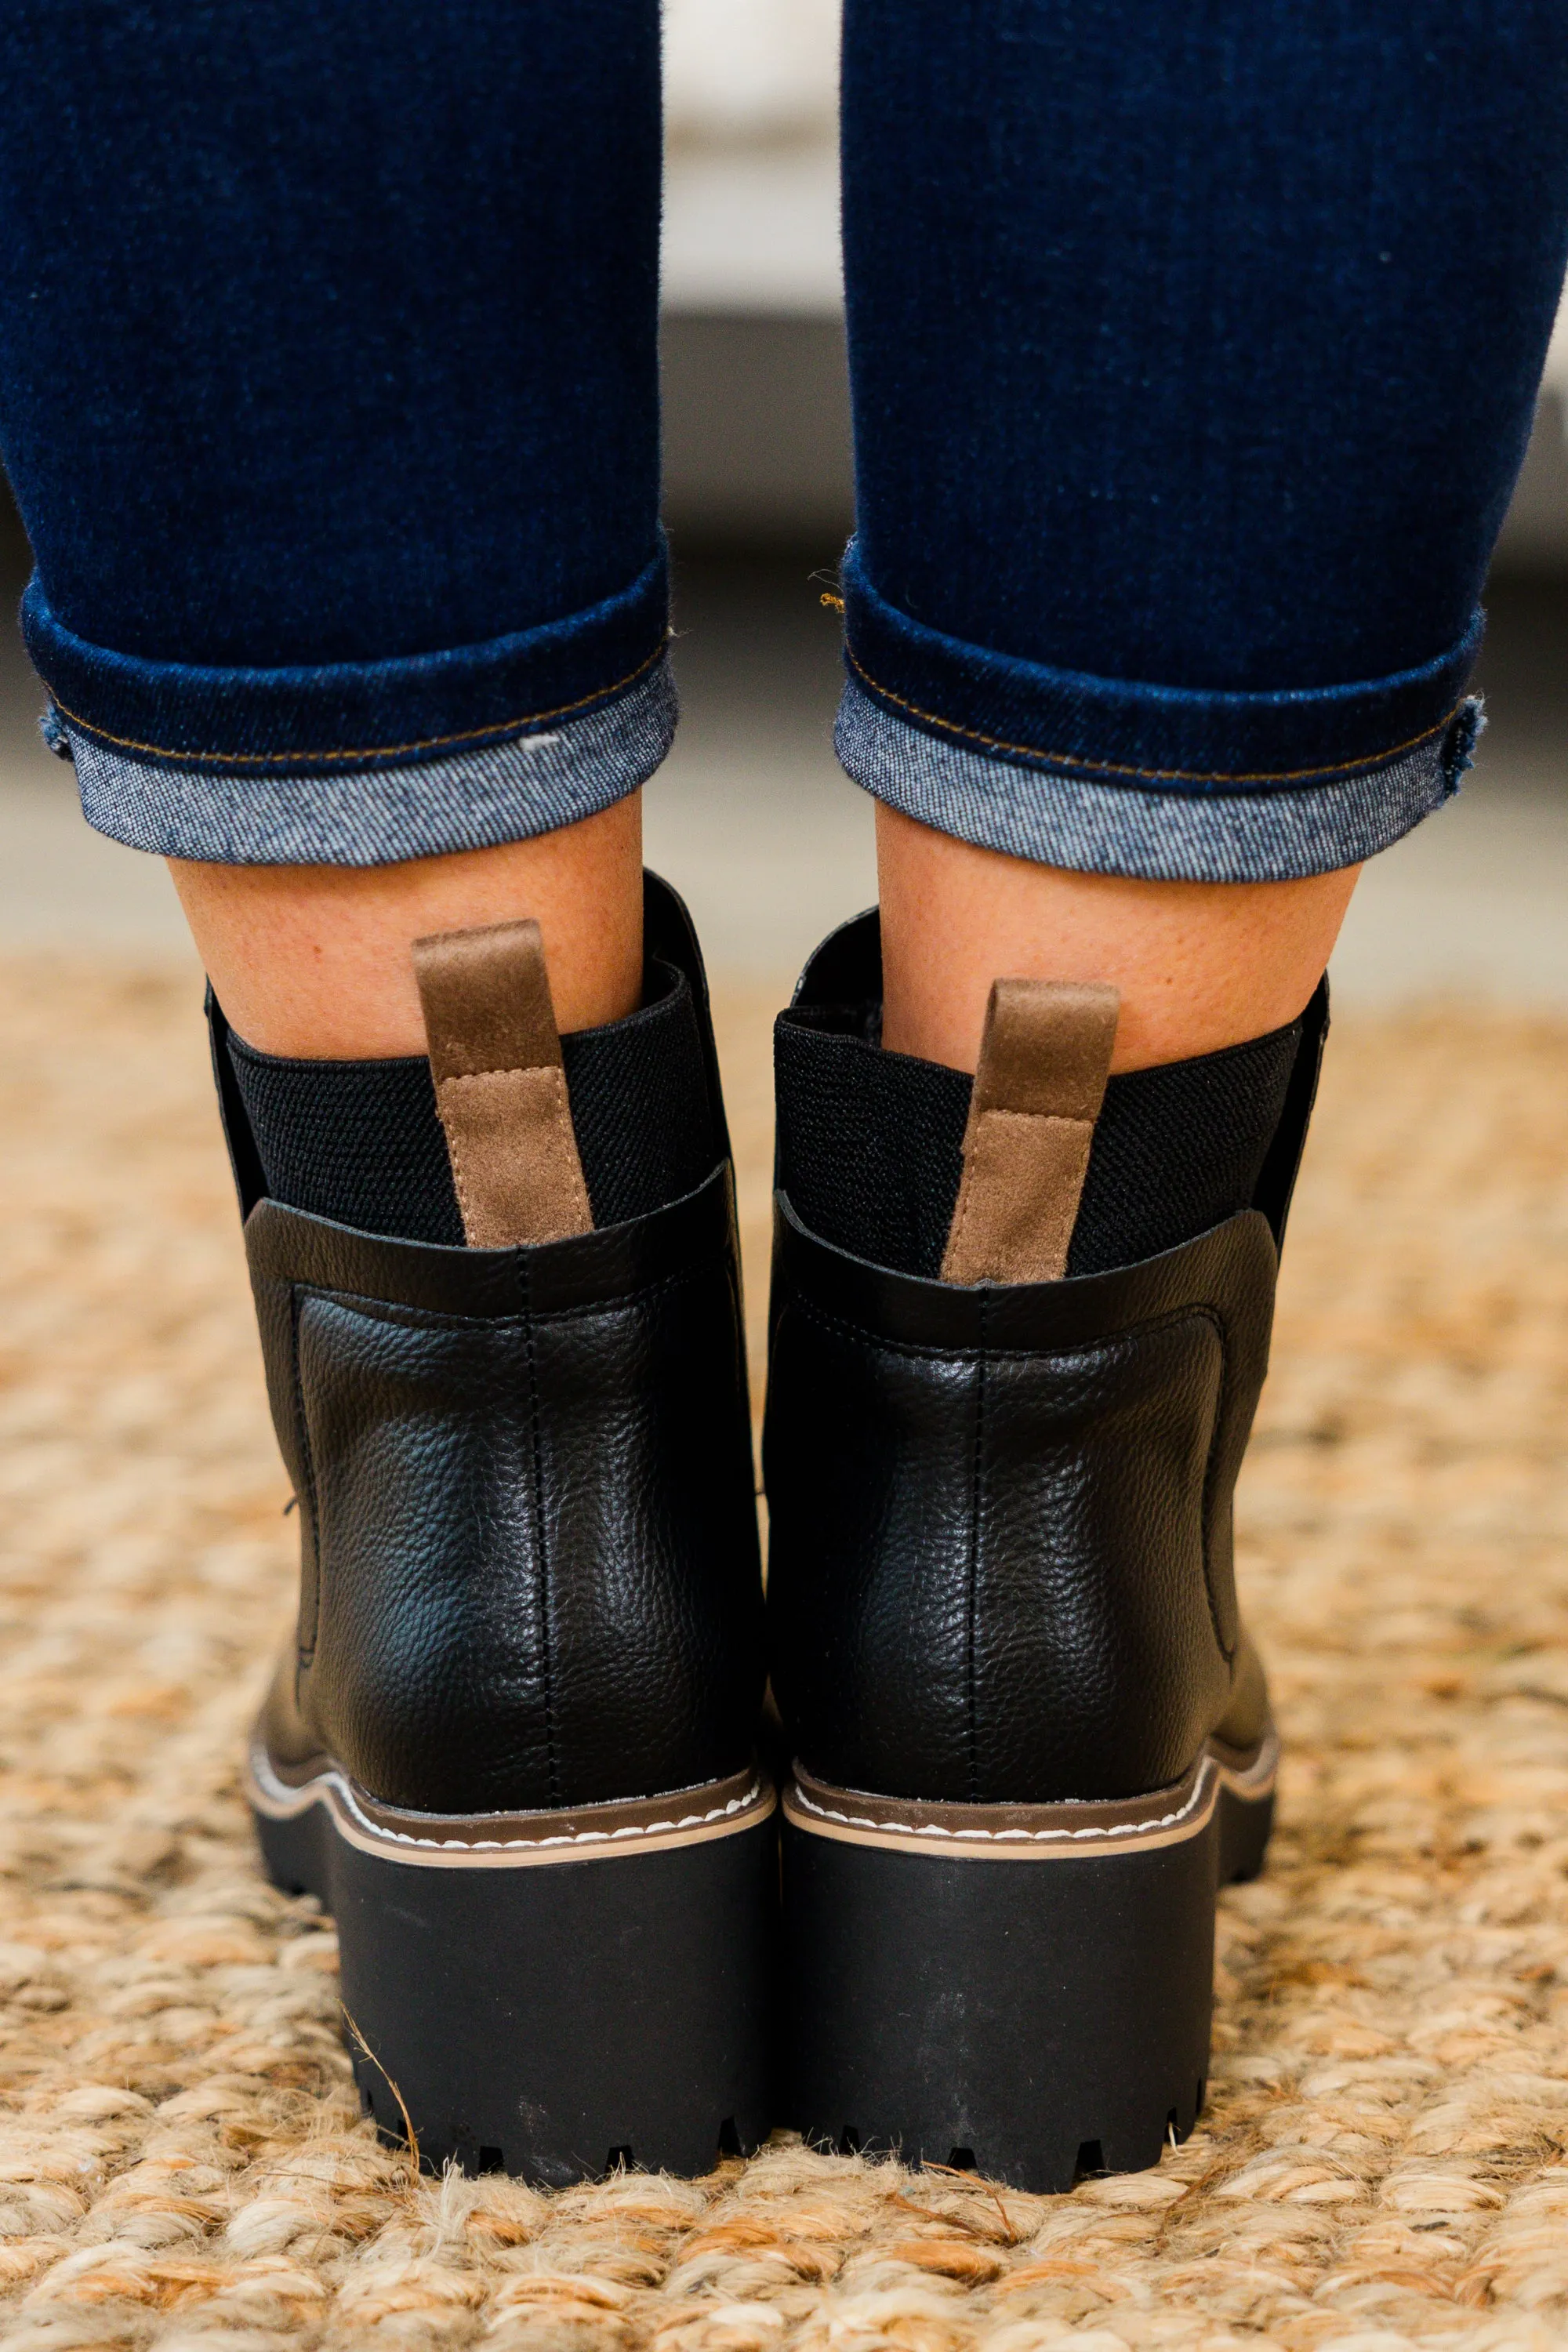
[782,1735,1276,2191]
[249,1739,778,2183]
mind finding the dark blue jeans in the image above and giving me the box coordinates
[1,2,1565,880]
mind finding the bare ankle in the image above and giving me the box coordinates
[874,802,1358,1073]
[169,793,644,1058]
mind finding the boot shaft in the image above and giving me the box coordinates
[219,873,764,1815]
[764,909,1326,1804]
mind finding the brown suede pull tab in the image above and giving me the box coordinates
[939,977,1120,1286]
[411,919,593,1248]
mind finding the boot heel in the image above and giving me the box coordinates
[782,1736,1276,2191]
[251,1741,778,2183]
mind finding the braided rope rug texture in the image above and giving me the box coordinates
[0,959,1566,2350]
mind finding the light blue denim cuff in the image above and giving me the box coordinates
[835,673,1479,883]
[55,655,676,866]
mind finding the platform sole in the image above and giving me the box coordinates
[248,1737,778,2182]
[782,1733,1277,2191]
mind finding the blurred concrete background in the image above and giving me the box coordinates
[2,0,1568,1004]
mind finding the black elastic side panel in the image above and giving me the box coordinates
[775,1002,1304,1280]
[224,1029,464,1246]
[645,866,732,1164]
[1250,975,1330,1256]
[224,955,716,1245]
[561,961,716,1227]
[788,905,882,1013]
[205,984,271,1224]
[775,1016,970,1279]
[1073,1018,1302,1276]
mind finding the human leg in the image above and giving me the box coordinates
[0,1,667,886]
[0,0,770,2177]
[842,0,1568,904]
[876,807,1357,1073]
[169,807,644,1058]
[843,0,1568,1073]
[768,0,1568,2185]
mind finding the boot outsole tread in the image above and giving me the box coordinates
[784,1741,1276,2193]
[252,1755,777,2183]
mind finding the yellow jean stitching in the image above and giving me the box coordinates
[50,635,671,772]
[845,644,1462,789]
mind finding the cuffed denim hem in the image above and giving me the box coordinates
[22,543,670,771]
[840,538,1483,793]
[57,655,676,866]
[836,674,1481,882]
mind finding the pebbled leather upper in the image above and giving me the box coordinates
[220,876,765,1816]
[763,911,1327,1807]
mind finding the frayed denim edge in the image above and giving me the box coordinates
[58,657,676,866]
[836,675,1482,882]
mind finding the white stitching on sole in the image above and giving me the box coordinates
[249,1740,766,1853]
[788,1763,1212,1846]
[786,1735,1277,1850]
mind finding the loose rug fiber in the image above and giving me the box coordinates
[2,958,1568,2352]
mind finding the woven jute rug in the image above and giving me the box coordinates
[2,957,1568,2350]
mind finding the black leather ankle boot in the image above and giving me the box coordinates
[764,910,1327,2190]
[216,875,771,2183]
